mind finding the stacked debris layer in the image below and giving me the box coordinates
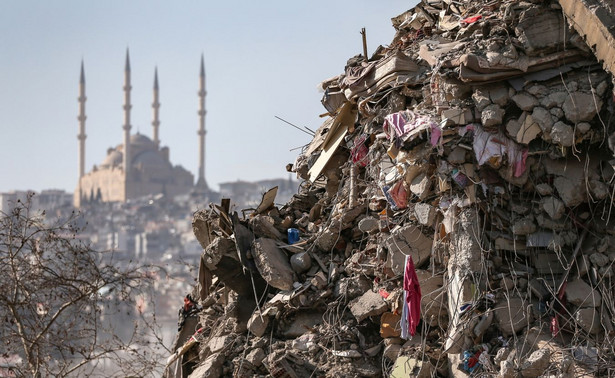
[167,0,615,377]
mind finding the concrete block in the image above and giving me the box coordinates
[494,296,533,336]
[246,348,266,367]
[385,225,433,275]
[481,104,505,127]
[248,311,270,337]
[566,279,601,307]
[414,202,436,226]
[253,238,294,291]
[350,290,388,322]
[562,92,602,123]
[512,92,539,111]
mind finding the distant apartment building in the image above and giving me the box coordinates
[0,189,72,213]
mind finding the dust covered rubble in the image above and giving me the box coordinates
[165,0,615,376]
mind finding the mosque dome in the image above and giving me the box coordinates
[130,133,155,146]
[100,149,122,168]
[132,150,171,170]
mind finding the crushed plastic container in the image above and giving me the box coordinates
[287,228,299,244]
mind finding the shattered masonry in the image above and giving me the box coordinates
[166,0,615,376]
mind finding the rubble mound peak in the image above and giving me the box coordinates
[166,0,615,376]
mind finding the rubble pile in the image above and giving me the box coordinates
[167,0,615,376]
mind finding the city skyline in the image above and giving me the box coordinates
[0,1,413,194]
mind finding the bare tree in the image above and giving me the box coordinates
[0,196,166,377]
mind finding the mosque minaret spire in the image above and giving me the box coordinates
[123,49,132,177]
[196,54,208,189]
[152,67,160,146]
[76,59,87,207]
[78,60,87,179]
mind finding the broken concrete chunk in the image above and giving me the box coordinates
[385,225,433,274]
[541,196,565,220]
[473,310,493,337]
[562,92,602,123]
[589,253,609,267]
[515,8,567,55]
[281,311,322,338]
[512,217,537,235]
[488,85,510,106]
[246,348,265,367]
[535,183,553,196]
[566,279,602,307]
[410,173,432,200]
[520,348,551,378]
[547,92,568,107]
[494,297,533,336]
[447,146,466,164]
[575,307,601,335]
[481,104,505,127]
[310,271,327,290]
[248,311,270,337]
[506,117,522,140]
[535,214,567,232]
[414,202,436,226]
[415,270,445,326]
[383,344,401,360]
[472,90,491,112]
[577,122,591,134]
[350,290,388,322]
[314,221,341,252]
[188,352,224,378]
[252,238,295,291]
[549,107,564,118]
[441,108,473,125]
[554,176,586,207]
[526,84,548,97]
[589,179,609,200]
[208,335,230,354]
[390,356,434,378]
[358,216,379,233]
[512,92,539,111]
[334,275,372,299]
[550,121,574,147]
[531,107,553,134]
[516,113,542,144]
[249,215,283,241]
[290,251,312,274]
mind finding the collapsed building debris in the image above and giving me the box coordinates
[166,0,615,376]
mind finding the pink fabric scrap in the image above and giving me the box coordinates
[404,256,422,337]
[430,124,442,146]
[462,15,482,25]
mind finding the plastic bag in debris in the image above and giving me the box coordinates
[351,134,370,167]
[472,124,528,177]
[382,180,408,210]
[383,110,437,143]
[462,344,489,373]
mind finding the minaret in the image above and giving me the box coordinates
[76,60,87,206]
[123,49,132,177]
[152,68,160,147]
[196,54,208,189]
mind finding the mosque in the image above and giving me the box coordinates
[74,51,209,207]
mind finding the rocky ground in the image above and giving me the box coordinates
[165,0,615,376]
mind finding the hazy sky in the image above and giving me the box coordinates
[0,1,414,193]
